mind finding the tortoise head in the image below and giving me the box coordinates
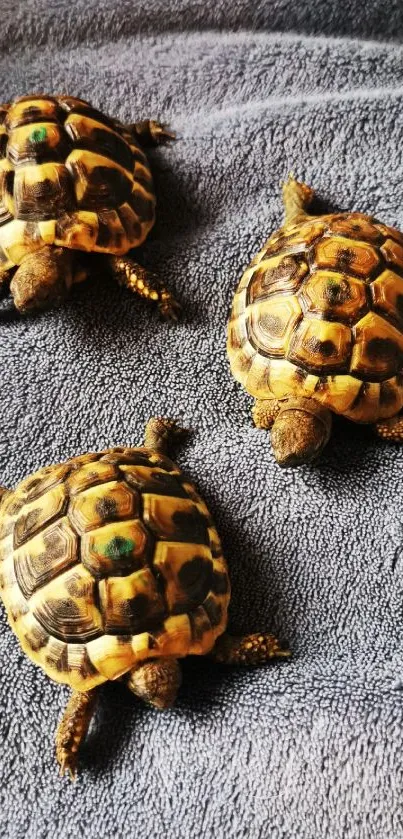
[10,246,74,314]
[270,397,332,467]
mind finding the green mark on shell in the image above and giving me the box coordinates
[103,536,135,560]
[29,126,47,143]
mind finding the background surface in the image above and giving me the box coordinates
[1,2,403,837]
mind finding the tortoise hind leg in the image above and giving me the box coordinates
[10,246,74,314]
[210,632,290,665]
[282,174,315,225]
[373,412,403,442]
[126,658,182,709]
[108,255,181,321]
[56,688,98,779]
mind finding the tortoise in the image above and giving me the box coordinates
[227,176,403,466]
[0,93,180,319]
[0,417,289,778]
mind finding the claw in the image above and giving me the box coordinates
[150,121,176,145]
[58,755,78,781]
[158,296,182,322]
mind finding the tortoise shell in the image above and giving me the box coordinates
[0,447,230,691]
[228,212,403,423]
[0,94,156,268]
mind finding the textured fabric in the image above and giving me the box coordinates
[1,3,403,837]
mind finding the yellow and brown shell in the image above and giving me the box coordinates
[0,94,156,268]
[0,448,230,691]
[228,212,403,422]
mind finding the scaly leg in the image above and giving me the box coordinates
[10,246,74,314]
[144,416,187,455]
[109,255,181,321]
[129,119,176,147]
[373,413,403,442]
[252,398,283,429]
[55,689,98,780]
[126,658,182,709]
[282,174,315,226]
[210,632,290,665]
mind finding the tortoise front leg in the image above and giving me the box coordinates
[109,255,181,321]
[373,412,403,442]
[56,688,98,779]
[210,632,290,665]
[252,398,283,429]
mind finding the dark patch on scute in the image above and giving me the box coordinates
[260,313,285,336]
[45,641,69,673]
[211,570,229,595]
[380,381,398,406]
[64,573,92,598]
[366,337,401,364]
[68,160,132,209]
[117,633,132,645]
[324,278,352,306]
[178,555,213,603]
[262,256,300,288]
[117,204,142,241]
[294,367,308,384]
[21,106,43,122]
[126,593,152,625]
[15,169,76,221]
[14,507,41,547]
[42,528,67,561]
[66,104,118,132]
[96,217,114,248]
[396,294,403,322]
[52,597,81,618]
[7,498,24,516]
[76,647,99,679]
[123,468,187,497]
[95,496,118,520]
[203,595,222,628]
[130,190,154,222]
[336,247,355,273]
[171,507,210,544]
[25,624,48,652]
[3,169,14,199]
[101,451,152,467]
[67,128,133,173]
[350,381,367,409]
[189,606,211,642]
[306,337,337,358]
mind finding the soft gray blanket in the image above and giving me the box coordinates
[1,2,403,837]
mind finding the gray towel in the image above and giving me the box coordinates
[1,3,403,837]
